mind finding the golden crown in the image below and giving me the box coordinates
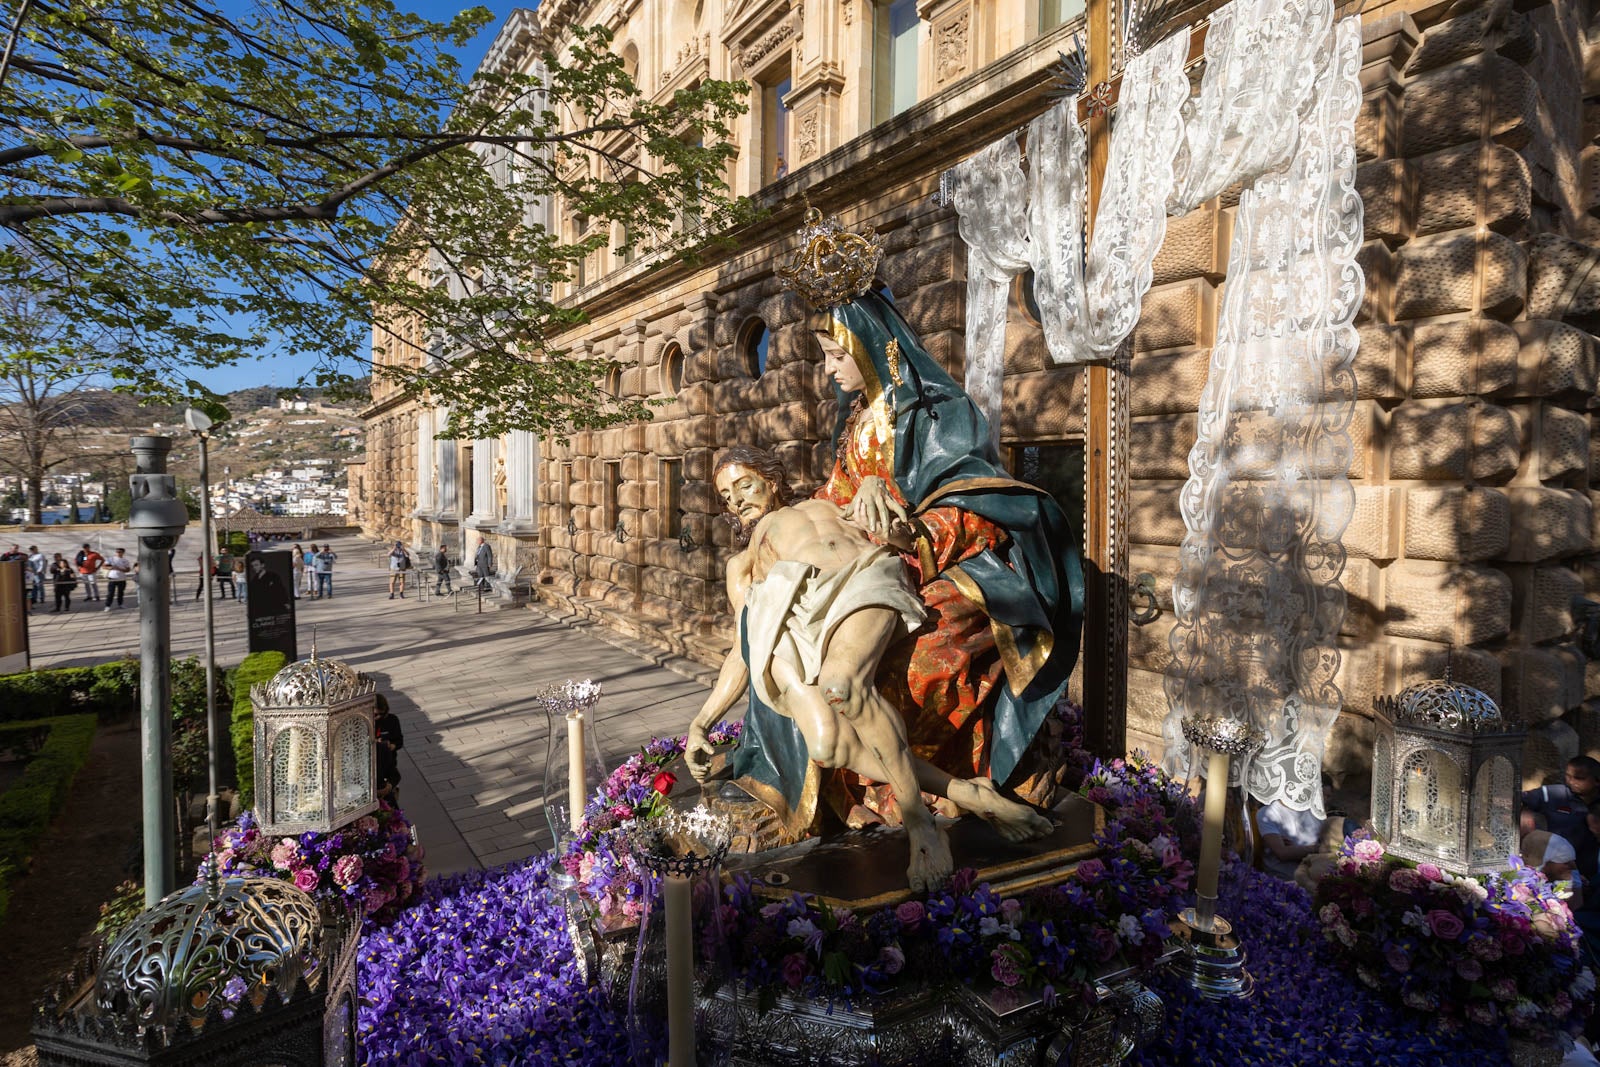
[777,207,884,309]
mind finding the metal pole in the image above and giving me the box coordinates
[197,433,220,846]
[129,436,186,907]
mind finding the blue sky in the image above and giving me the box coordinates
[199,2,531,395]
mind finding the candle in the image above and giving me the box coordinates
[1196,749,1229,915]
[567,712,587,832]
[664,873,696,1067]
[1406,764,1426,829]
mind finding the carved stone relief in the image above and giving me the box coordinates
[935,11,971,86]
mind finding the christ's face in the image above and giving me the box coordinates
[817,333,866,393]
[715,464,778,529]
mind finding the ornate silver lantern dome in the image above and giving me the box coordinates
[1371,667,1524,877]
[257,656,367,708]
[93,876,324,1029]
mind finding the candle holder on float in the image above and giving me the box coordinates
[1175,714,1266,1000]
[540,680,609,983]
[626,806,735,1067]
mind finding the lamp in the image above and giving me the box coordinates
[1371,667,1523,877]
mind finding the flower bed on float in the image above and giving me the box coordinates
[351,709,1572,1065]
[1313,832,1593,1043]
[205,801,426,925]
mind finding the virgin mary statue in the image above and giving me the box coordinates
[727,208,1085,836]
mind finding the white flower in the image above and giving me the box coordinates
[785,918,817,940]
[1400,906,1429,932]
[979,916,1002,938]
[1118,913,1144,946]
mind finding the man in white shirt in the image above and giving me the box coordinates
[26,546,45,609]
[313,545,337,598]
[103,547,135,610]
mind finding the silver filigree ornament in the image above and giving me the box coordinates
[1373,676,1504,733]
[254,655,372,708]
[1180,715,1267,757]
[93,876,325,1030]
[540,678,603,716]
[626,806,734,879]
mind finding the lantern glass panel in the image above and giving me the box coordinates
[1471,754,1516,868]
[272,726,325,821]
[332,718,373,813]
[1399,749,1461,858]
[1372,730,1393,840]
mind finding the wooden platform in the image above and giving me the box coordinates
[724,794,1105,910]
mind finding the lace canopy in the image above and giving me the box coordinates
[946,0,1364,817]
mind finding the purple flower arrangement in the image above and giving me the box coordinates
[714,744,1201,1007]
[1314,833,1594,1043]
[559,721,742,926]
[205,803,427,926]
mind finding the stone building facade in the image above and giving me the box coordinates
[362,0,1600,795]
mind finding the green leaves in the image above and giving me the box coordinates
[1,0,752,434]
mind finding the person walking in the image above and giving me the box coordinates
[214,548,236,599]
[49,553,76,613]
[26,545,46,608]
[103,547,134,610]
[75,543,104,601]
[303,544,319,596]
[472,537,494,594]
[387,541,412,599]
[433,545,452,595]
[313,544,337,598]
[290,543,305,599]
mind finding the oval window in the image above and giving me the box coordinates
[662,342,685,396]
[742,319,770,377]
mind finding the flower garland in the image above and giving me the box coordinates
[205,802,427,926]
[1314,832,1594,1042]
[559,721,741,925]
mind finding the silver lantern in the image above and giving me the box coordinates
[252,652,379,836]
[1372,670,1524,877]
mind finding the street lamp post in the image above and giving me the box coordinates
[184,408,222,850]
[126,436,188,906]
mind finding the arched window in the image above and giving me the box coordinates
[740,319,770,377]
[603,363,623,397]
[661,342,685,396]
[621,42,640,83]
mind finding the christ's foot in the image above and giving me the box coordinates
[956,777,1054,843]
[905,821,953,893]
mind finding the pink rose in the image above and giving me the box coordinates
[332,855,364,888]
[895,901,926,929]
[1455,957,1483,982]
[1353,839,1385,862]
[1075,859,1106,884]
[1384,944,1410,973]
[781,952,808,990]
[1416,863,1444,883]
[878,945,905,975]
[292,868,320,893]
[1389,868,1423,893]
[1426,909,1464,940]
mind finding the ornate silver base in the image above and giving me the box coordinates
[1173,909,1254,999]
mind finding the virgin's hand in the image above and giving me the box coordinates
[850,476,909,539]
[686,724,715,782]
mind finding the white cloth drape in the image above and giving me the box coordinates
[1161,16,1364,816]
[948,135,1032,450]
[944,0,1362,816]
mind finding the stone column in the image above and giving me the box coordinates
[437,413,458,518]
[507,430,540,530]
[416,408,435,514]
[469,437,497,525]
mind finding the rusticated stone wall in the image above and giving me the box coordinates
[1117,0,1600,798]
[361,409,417,544]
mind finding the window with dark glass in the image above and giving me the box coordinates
[1008,443,1086,542]
[742,319,770,377]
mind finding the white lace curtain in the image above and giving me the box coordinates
[946,0,1362,816]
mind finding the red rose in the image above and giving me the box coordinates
[651,771,677,796]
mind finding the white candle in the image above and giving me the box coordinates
[1406,765,1426,827]
[1197,749,1229,909]
[664,873,696,1067]
[567,712,587,832]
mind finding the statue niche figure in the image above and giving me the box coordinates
[687,210,1085,890]
[686,446,1052,892]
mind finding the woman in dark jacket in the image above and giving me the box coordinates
[49,554,76,613]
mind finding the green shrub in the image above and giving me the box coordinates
[0,661,135,722]
[228,651,287,808]
[0,714,97,923]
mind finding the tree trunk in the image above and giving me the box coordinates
[26,475,42,524]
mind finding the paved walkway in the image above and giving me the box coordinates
[18,533,712,876]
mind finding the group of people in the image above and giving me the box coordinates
[1522,757,1600,952]
[377,538,491,599]
[288,543,338,599]
[2,542,136,613]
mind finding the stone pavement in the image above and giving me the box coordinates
[16,532,712,877]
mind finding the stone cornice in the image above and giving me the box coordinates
[479,7,544,79]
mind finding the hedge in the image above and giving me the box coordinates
[0,660,140,723]
[0,714,97,922]
[229,651,287,808]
